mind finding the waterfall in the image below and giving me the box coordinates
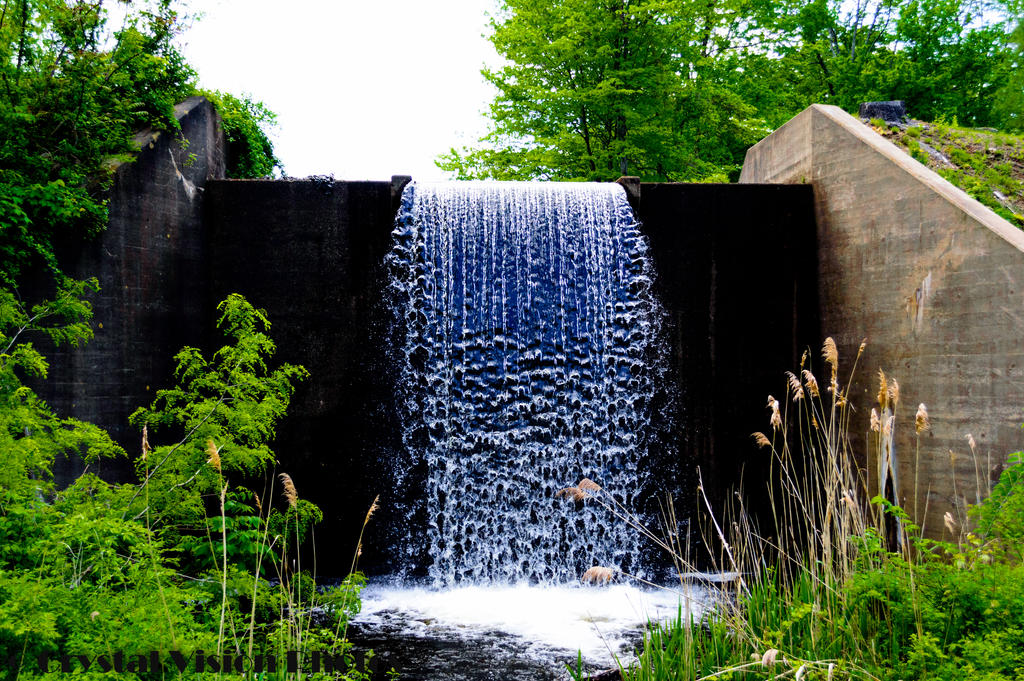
[386,181,664,586]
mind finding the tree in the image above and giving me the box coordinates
[993,20,1024,131]
[0,0,280,306]
[443,0,1020,182]
[742,0,1019,126]
[0,1,196,286]
[438,0,766,182]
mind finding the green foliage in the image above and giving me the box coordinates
[878,120,1024,228]
[202,90,282,178]
[0,279,124,509]
[0,295,370,680]
[604,346,1024,681]
[993,21,1024,131]
[970,450,1024,561]
[128,294,308,538]
[438,0,767,182]
[0,0,282,308]
[0,0,195,288]
[449,0,1020,181]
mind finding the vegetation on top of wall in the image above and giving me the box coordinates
[201,90,283,180]
[871,119,1024,228]
[0,0,195,290]
[0,0,280,302]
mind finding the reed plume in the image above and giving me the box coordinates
[870,408,880,432]
[556,486,590,502]
[364,494,380,526]
[888,379,900,408]
[279,473,298,507]
[141,425,151,461]
[581,566,615,584]
[877,369,888,411]
[752,431,771,448]
[578,478,602,492]
[883,415,894,437]
[802,369,820,398]
[767,396,782,430]
[207,439,221,473]
[944,511,958,535]
[786,371,804,401]
[822,337,838,369]
[915,403,930,434]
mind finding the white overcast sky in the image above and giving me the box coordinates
[178,0,502,180]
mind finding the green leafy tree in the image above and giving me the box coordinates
[201,89,283,179]
[744,0,1019,126]
[0,0,195,288]
[128,294,309,537]
[0,0,281,306]
[448,0,1020,181]
[993,20,1024,131]
[438,0,765,182]
[0,294,371,679]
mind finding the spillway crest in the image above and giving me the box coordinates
[387,181,664,585]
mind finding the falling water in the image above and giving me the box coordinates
[386,181,664,586]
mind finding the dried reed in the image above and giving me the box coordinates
[581,566,616,584]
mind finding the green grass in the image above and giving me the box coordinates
[877,120,1024,227]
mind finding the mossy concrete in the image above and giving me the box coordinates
[41,96,225,483]
[741,104,1024,536]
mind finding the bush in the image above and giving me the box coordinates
[0,294,375,680]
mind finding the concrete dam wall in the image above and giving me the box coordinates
[35,99,818,571]
[38,97,1022,568]
[200,178,817,570]
[742,104,1024,537]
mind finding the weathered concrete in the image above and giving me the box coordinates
[741,104,1024,535]
[204,179,401,573]
[636,183,819,518]
[43,96,225,482]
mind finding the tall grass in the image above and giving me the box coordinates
[571,338,1024,681]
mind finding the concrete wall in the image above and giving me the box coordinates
[635,183,819,517]
[43,96,225,482]
[204,179,403,572]
[741,104,1024,535]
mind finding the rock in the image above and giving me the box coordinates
[859,101,907,124]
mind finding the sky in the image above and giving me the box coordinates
[177,0,502,181]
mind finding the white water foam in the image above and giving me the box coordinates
[353,582,713,665]
[386,181,667,585]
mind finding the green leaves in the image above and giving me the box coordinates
[0,1,196,289]
[443,0,765,182]
[970,450,1024,561]
[200,90,282,178]
[0,279,123,510]
[446,0,1019,181]
[129,294,308,530]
